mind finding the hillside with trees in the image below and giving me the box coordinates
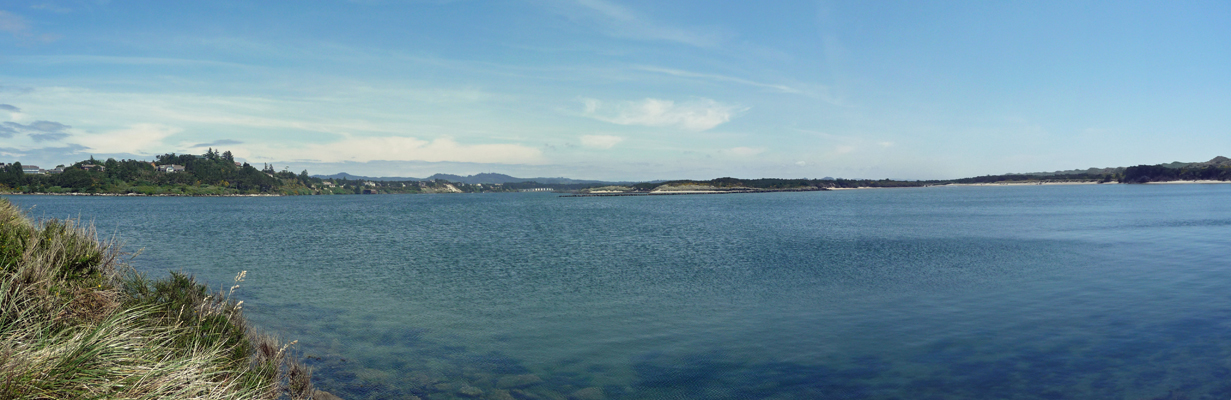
[1119,157,1231,183]
[0,149,315,195]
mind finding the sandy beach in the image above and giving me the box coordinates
[944,181,1112,187]
[1143,180,1231,184]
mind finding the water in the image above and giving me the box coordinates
[7,184,1231,399]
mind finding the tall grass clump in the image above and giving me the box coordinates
[0,198,314,399]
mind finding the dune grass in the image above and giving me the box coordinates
[0,198,314,399]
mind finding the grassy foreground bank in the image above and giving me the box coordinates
[0,198,315,399]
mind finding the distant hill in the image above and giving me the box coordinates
[312,172,424,181]
[1194,156,1231,167]
[313,172,630,185]
[1019,156,1231,177]
[1121,156,1231,183]
[1022,167,1125,176]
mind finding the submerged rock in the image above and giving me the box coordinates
[458,384,485,397]
[569,387,604,400]
[497,374,544,388]
[488,389,517,400]
[312,391,345,400]
[509,389,542,400]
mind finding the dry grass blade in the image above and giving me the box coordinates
[0,198,315,400]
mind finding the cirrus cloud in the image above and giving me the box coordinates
[580,97,741,131]
[727,146,764,156]
[579,134,624,149]
[248,136,545,165]
[70,123,180,154]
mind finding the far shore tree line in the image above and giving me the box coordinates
[0,149,523,195]
[2,149,1228,195]
[1,149,303,195]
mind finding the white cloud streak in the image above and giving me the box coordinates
[581,97,740,131]
[579,134,624,148]
[636,66,806,95]
[0,10,59,43]
[0,11,31,37]
[71,124,180,154]
[245,136,545,164]
[727,146,764,156]
[555,0,724,47]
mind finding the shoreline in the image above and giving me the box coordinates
[1143,180,1231,184]
[943,181,1112,187]
[563,187,827,197]
[5,179,1229,199]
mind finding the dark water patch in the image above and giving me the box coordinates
[374,327,429,347]
[629,351,887,399]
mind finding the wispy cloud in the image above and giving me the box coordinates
[0,85,34,94]
[581,97,741,131]
[17,54,255,69]
[191,139,243,148]
[0,11,31,37]
[4,120,71,132]
[31,3,73,13]
[70,124,179,154]
[727,146,764,156]
[29,132,68,142]
[2,120,72,141]
[579,134,623,149]
[0,10,59,43]
[636,66,806,95]
[0,104,20,112]
[552,0,725,47]
[0,144,90,162]
[246,136,545,165]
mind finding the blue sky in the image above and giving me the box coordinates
[1,1,1228,180]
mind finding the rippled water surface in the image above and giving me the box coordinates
[8,184,1231,399]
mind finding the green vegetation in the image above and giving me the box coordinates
[0,198,313,399]
[0,149,318,195]
[0,148,521,196]
[1121,157,1231,183]
[947,173,1114,185]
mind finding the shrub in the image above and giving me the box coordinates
[0,198,313,399]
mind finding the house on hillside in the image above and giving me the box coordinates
[155,164,186,173]
[21,165,42,174]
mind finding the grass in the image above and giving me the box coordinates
[0,198,315,399]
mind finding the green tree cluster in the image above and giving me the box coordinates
[1,149,321,195]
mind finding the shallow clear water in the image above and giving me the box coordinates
[8,184,1231,399]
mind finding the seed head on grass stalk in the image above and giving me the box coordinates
[0,199,315,400]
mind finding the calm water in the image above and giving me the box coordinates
[7,184,1231,399]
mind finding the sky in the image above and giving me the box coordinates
[1,1,1228,181]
